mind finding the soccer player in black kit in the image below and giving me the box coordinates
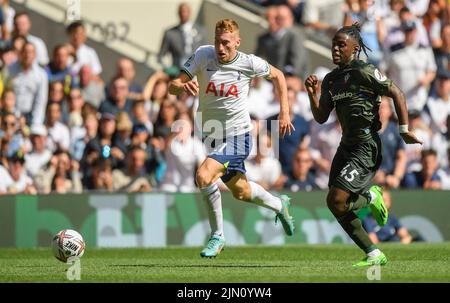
[305,23,422,267]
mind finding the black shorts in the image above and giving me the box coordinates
[328,135,382,195]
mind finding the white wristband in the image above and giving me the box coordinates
[399,124,409,133]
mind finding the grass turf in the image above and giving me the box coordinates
[0,243,449,282]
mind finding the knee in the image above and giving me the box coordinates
[326,192,349,216]
[196,169,213,188]
[231,184,251,201]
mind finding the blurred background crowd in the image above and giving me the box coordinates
[0,0,450,197]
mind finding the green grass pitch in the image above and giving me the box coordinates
[1,243,449,282]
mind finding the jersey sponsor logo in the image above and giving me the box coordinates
[374,69,387,82]
[331,91,353,102]
[205,82,239,98]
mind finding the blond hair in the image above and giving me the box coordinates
[215,19,240,35]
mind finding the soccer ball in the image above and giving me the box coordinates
[52,229,85,262]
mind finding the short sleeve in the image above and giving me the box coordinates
[249,54,270,78]
[358,63,392,96]
[181,46,206,79]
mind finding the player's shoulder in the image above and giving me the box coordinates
[322,67,340,82]
[194,45,215,56]
[239,51,264,63]
[350,60,384,78]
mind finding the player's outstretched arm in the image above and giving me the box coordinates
[168,72,199,96]
[386,83,423,145]
[304,75,333,124]
[267,64,294,137]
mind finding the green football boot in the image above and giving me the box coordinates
[200,235,225,258]
[275,195,295,236]
[369,185,388,226]
[352,252,388,267]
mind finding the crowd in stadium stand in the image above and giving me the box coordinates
[0,0,450,195]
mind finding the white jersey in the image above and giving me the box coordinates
[182,45,271,139]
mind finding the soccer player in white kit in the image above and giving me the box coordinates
[169,19,296,258]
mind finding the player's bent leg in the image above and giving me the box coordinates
[327,186,386,266]
[197,158,227,258]
[225,173,295,236]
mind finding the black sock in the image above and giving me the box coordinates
[336,211,377,254]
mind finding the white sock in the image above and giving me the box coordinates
[367,249,381,258]
[248,181,282,213]
[200,183,224,237]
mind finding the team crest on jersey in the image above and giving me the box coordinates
[344,73,350,83]
[374,68,387,82]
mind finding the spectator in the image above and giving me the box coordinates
[142,70,170,122]
[383,6,430,53]
[108,57,143,101]
[283,147,319,192]
[45,44,77,94]
[256,5,309,78]
[362,189,413,244]
[373,98,407,189]
[79,64,105,108]
[380,0,405,49]
[99,76,133,116]
[12,12,48,65]
[433,23,450,75]
[422,71,450,167]
[7,42,48,125]
[130,123,166,186]
[422,0,445,49]
[131,99,153,135]
[0,0,15,40]
[302,0,343,37]
[402,149,442,189]
[247,77,275,119]
[34,149,82,194]
[71,110,98,161]
[244,130,283,190]
[160,112,205,192]
[154,98,179,139]
[295,66,329,123]
[343,0,384,66]
[381,20,436,111]
[0,150,36,194]
[406,0,432,17]
[0,88,21,118]
[48,81,69,124]
[24,124,51,178]
[66,21,102,77]
[404,109,432,172]
[112,145,152,192]
[267,80,309,174]
[0,111,28,157]
[309,114,341,189]
[67,88,85,145]
[45,102,70,152]
[84,157,113,192]
[158,2,207,69]
[80,112,126,178]
[115,112,133,149]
